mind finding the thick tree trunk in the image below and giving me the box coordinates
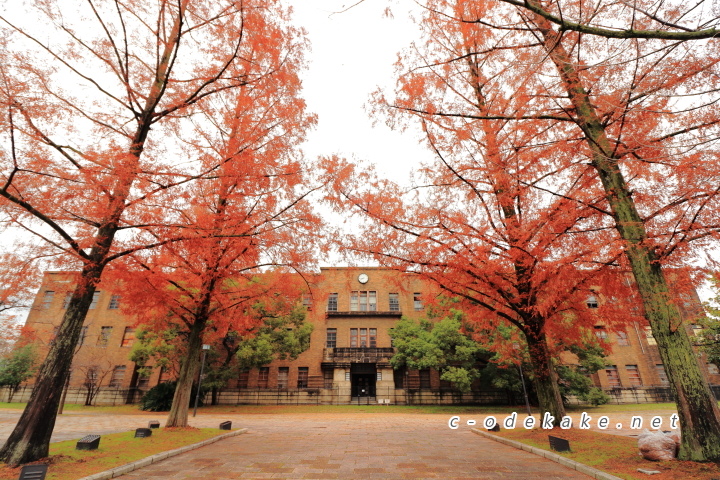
[165,316,208,427]
[531,7,720,460]
[524,324,565,424]
[0,268,102,465]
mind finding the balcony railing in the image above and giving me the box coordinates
[323,347,395,363]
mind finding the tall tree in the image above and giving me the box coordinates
[111,1,319,427]
[0,0,295,464]
[421,0,720,460]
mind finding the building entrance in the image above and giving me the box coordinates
[351,363,376,397]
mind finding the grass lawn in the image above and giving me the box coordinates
[0,428,229,480]
[487,428,720,480]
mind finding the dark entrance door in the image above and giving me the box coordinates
[351,363,376,397]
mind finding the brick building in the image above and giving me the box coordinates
[16,268,720,405]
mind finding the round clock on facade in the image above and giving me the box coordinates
[358,273,369,284]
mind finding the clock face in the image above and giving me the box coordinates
[358,273,369,284]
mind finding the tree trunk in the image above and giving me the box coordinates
[524,324,565,424]
[531,6,720,460]
[0,269,101,465]
[165,317,208,427]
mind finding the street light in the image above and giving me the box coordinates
[513,343,533,417]
[193,344,210,417]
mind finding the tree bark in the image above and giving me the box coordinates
[530,5,720,460]
[524,323,565,424]
[165,316,208,427]
[0,266,102,465]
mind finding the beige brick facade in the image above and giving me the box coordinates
[19,268,720,405]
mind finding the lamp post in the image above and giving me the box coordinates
[513,343,533,417]
[193,344,210,417]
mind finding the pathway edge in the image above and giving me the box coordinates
[471,428,623,480]
[76,428,248,480]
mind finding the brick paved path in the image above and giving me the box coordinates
[113,413,592,480]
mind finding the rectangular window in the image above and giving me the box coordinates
[108,295,121,310]
[644,326,657,346]
[302,293,312,311]
[137,376,150,389]
[42,290,55,309]
[419,369,431,389]
[413,293,423,311]
[109,365,126,388]
[63,293,72,309]
[626,365,642,387]
[606,366,621,388]
[389,293,399,311]
[326,328,337,348]
[238,370,249,389]
[297,367,309,388]
[277,367,289,389]
[327,293,338,312]
[350,291,377,311]
[350,328,375,348]
[97,326,113,347]
[89,291,101,310]
[323,369,334,389]
[78,326,88,346]
[350,328,358,347]
[594,326,608,341]
[586,295,599,308]
[656,364,669,385]
[121,327,136,347]
[708,363,719,375]
[616,331,629,346]
[258,367,269,389]
[369,328,377,348]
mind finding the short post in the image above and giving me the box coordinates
[193,344,210,418]
[148,420,160,429]
[548,435,571,452]
[134,428,152,438]
[219,421,232,430]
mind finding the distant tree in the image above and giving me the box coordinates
[389,311,487,393]
[0,344,37,403]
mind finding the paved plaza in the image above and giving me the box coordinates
[0,409,602,479]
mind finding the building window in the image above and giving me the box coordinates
[389,293,399,311]
[109,365,126,388]
[594,326,608,341]
[108,295,121,310]
[690,324,704,336]
[656,364,669,385]
[350,328,376,347]
[97,326,113,347]
[158,366,170,384]
[323,369,333,389]
[350,291,377,311]
[327,293,338,312]
[297,367,309,388]
[89,291,101,310]
[626,365,642,387]
[606,366,621,388]
[78,326,88,346]
[586,295,599,308]
[258,367,269,389]
[419,369,431,389]
[137,375,150,389]
[616,331,629,346]
[121,327,135,347]
[302,293,312,311]
[42,290,55,309]
[238,370,249,389]
[708,363,719,375]
[413,293,423,311]
[277,367,289,389]
[63,293,72,309]
[326,328,337,348]
[644,326,657,346]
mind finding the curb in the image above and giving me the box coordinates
[471,429,623,480]
[76,428,248,480]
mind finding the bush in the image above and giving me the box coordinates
[139,381,205,411]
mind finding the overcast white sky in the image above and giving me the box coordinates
[289,1,434,183]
